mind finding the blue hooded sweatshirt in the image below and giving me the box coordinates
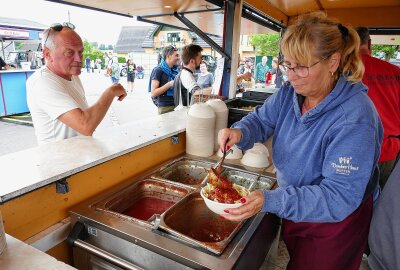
[233,75,383,222]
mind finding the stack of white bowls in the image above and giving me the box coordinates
[186,103,216,157]
[206,99,228,151]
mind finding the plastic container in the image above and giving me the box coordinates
[224,98,264,126]
[242,91,273,102]
[20,61,31,70]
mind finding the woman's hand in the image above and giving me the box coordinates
[221,190,265,222]
[218,128,242,151]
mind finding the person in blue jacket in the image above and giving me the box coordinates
[218,12,383,270]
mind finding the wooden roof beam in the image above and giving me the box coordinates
[287,6,400,28]
[244,0,289,26]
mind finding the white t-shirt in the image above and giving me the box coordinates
[177,68,201,107]
[180,68,200,93]
[26,66,88,145]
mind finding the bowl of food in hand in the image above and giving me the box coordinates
[201,168,249,215]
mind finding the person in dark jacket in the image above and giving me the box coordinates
[0,56,9,70]
[126,59,136,93]
[368,161,400,270]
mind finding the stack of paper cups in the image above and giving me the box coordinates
[0,210,6,255]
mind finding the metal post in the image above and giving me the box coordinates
[1,39,4,60]
[221,0,243,98]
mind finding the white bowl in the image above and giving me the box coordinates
[241,149,270,168]
[216,144,243,159]
[200,184,249,215]
[246,143,269,157]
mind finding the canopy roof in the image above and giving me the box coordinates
[48,0,400,34]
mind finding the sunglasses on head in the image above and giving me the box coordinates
[50,22,75,31]
[44,22,76,47]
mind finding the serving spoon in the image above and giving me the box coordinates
[214,148,233,175]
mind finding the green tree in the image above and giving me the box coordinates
[14,42,24,50]
[372,45,398,60]
[249,33,280,56]
[83,39,94,54]
[91,42,98,49]
[107,44,114,50]
[99,44,106,50]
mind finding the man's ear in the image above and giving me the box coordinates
[329,52,341,73]
[43,48,52,63]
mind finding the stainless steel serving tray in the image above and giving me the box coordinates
[93,179,192,228]
[157,192,243,255]
[69,155,279,269]
[151,157,213,188]
[151,156,275,191]
[220,169,275,191]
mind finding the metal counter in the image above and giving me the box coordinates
[68,154,280,270]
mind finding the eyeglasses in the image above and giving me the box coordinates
[279,57,327,78]
[43,22,75,47]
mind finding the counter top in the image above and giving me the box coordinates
[0,234,76,270]
[0,109,188,203]
[0,69,35,73]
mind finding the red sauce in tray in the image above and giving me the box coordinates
[180,176,202,185]
[187,218,237,242]
[172,172,202,185]
[122,197,175,220]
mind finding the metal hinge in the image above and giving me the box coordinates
[56,178,70,194]
[171,135,179,144]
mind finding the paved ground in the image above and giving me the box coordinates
[0,71,157,156]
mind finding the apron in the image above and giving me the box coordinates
[282,196,373,270]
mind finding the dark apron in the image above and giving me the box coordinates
[282,196,373,270]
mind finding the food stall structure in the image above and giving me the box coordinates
[0,17,46,116]
[0,0,399,269]
[47,0,399,99]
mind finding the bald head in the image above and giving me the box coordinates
[44,27,82,51]
[43,27,84,80]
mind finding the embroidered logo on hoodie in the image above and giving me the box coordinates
[331,157,360,176]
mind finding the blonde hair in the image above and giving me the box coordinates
[280,12,364,82]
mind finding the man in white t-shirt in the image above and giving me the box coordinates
[27,23,127,145]
[173,44,212,107]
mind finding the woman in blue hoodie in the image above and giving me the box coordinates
[219,12,383,270]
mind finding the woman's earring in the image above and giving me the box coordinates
[331,71,334,77]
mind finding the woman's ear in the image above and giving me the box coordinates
[329,52,341,73]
